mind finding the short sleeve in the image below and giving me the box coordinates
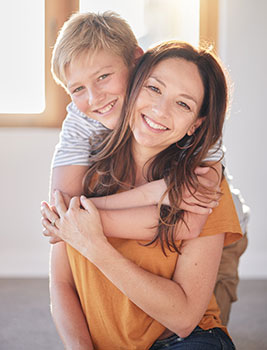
[203,139,225,167]
[52,102,107,168]
[200,177,243,246]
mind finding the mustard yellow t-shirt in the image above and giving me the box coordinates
[67,178,242,350]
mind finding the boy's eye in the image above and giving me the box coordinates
[177,101,190,111]
[98,73,110,81]
[147,85,161,94]
[72,86,84,94]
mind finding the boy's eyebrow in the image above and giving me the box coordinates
[67,65,114,89]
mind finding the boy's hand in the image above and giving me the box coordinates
[179,166,221,214]
[154,166,220,214]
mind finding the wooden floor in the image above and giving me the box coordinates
[0,278,266,350]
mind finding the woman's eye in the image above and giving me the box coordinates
[147,85,161,94]
[72,86,84,94]
[177,101,190,110]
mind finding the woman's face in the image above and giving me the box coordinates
[131,57,205,157]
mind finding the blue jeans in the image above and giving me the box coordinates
[149,327,235,349]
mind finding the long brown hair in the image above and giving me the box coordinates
[84,41,228,254]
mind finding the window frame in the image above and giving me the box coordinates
[0,0,218,128]
[200,0,219,51]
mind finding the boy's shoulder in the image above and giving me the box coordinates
[66,102,104,126]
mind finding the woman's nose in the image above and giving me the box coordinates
[151,99,169,118]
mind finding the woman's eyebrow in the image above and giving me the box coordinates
[179,93,198,105]
[149,76,198,105]
[149,75,166,87]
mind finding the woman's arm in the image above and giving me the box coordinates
[47,165,88,243]
[90,233,224,338]
[42,201,207,241]
[50,242,94,350]
[48,194,225,338]
[42,163,222,242]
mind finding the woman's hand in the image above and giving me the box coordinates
[42,191,108,262]
[41,191,71,244]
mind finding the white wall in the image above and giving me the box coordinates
[218,0,267,278]
[0,0,266,278]
[0,128,59,277]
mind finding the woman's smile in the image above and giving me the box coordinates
[142,114,169,132]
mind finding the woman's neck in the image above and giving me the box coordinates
[132,141,158,186]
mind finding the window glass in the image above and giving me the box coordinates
[0,0,45,114]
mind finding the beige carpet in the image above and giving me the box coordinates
[0,278,266,350]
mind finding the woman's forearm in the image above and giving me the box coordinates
[87,233,224,338]
[50,243,94,350]
[51,282,94,350]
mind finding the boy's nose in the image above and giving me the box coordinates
[87,87,102,107]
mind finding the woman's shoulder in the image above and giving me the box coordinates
[200,177,243,246]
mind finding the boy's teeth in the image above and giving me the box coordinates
[98,101,115,114]
[144,116,167,130]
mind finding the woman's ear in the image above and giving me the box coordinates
[187,117,205,136]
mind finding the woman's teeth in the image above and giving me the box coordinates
[143,115,167,130]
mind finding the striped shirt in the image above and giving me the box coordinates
[51,102,249,233]
[52,102,224,168]
[52,102,107,168]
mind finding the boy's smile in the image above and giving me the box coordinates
[66,49,130,129]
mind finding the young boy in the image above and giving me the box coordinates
[43,11,248,345]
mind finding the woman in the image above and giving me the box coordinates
[43,41,242,349]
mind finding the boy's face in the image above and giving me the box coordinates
[65,49,130,129]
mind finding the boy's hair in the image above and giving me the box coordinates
[51,11,139,90]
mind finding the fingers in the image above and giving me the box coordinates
[194,166,210,175]
[180,199,219,215]
[80,196,97,212]
[54,190,68,217]
[41,201,60,224]
[69,196,81,210]
[61,192,71,207]
[42,227,62,243]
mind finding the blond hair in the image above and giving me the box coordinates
[51,11,138,89]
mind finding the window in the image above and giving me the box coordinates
[0,0,79,127]
[0,0,217,127]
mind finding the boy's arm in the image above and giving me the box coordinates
[50,242,94,349]
[42,163,222,241]
[91,163,222,214]
[51,165,88,199]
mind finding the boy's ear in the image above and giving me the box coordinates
[187,117,205,136]
[134,46,144,62]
